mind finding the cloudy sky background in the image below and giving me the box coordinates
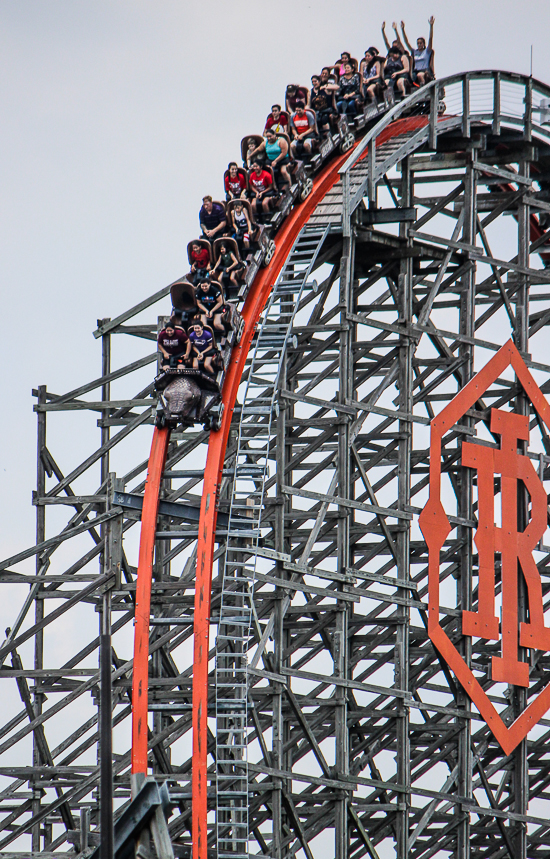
[2,0,550,849]
[2,0,550,557]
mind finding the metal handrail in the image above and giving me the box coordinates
[339,69,550,221]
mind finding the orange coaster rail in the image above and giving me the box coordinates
[131,426,170,777]
[129,115,430,854]
[191,116,428,859]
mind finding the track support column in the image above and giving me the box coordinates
[272,335,290,859]
[512,157,531,859]
[396,156,412,859]
[33,385,47,851]
[335,234,354,859]
[100,473,121,859]
[457,146,477,859]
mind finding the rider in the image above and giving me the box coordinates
[211,242,244,294]
[360,48,385,103]
[248,162,276,217]
[230,200,253,253]
[336,64,362,117]
[285,84,309,114]
[290,102,317,157]
[199,196,227,240]
[189,319,216,375]
[224,163,247,201]
[264,104,290,135]
[383,47,411,100]
[331,51,358,79]
[196,279,225,333]
[309,75,338,134]
[157,318,191,370]
[248,129,291,191]
[189,241,211,285]
[400,17,435,85]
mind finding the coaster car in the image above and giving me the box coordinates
[154,367,224,432]
[170,279,198,322]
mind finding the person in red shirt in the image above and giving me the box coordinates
[290,103,317,157]
[263,104,289,136]
[189,242,211,284]
[157,319,191,369]
[224,162,247,201]
[248,162,275,216]
[285,84,309,114]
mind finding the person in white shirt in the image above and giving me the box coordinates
[400,17,435,86]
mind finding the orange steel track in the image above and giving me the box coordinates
[131,425,170,774]
[130,116,429,857]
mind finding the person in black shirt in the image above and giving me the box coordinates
[309,74,338,134]
[384,47,411,99]
[196,280,225,333]
[199,196,227,239]
[336,64,362,117]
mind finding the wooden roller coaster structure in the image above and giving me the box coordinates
[4,69,550,859]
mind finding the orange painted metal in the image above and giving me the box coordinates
[191,116,428,859]
[419,340,550,754]
[131,425,170,774]
[461,440,499,642]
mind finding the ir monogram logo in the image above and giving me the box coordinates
[419,340,550,753]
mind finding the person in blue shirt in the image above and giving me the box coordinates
[248,129,291,192]
[199,196,227,239]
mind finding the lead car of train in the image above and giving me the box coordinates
[154,88,435,433]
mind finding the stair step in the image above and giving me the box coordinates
[148,703,192,711]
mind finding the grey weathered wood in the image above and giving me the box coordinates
[6,69,550,859]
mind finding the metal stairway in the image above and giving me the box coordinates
[214,223,329,859]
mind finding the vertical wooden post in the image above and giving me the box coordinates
[493,72,501,136]
[396,156,412,859]
[462,74,471,138]
[99,322,113,858]
[456,145,477,859]
[273,303,290,859]
[429,82,439,150]
[32,384,47,851]
[335,233,353,859]
[513,158,530,859]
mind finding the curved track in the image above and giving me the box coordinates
[127,71,550,859]
[131,115,430,857]
[5,68,550,859]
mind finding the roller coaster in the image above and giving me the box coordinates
[4,66,550,859]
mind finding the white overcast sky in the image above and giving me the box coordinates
[2,0,550,554]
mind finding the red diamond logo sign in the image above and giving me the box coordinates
[419,340,550,754]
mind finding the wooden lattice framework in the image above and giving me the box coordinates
[3,70,550,859]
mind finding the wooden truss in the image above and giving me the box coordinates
[2,71,550,859]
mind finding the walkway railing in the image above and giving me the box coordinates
[340,70,550,227]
